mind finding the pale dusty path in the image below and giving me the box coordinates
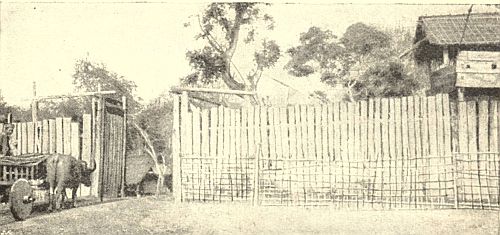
[1,195,499,235]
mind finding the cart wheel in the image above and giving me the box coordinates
[9,179,34,221]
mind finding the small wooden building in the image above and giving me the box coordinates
[412,12,500,98]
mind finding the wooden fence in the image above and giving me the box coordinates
[0,97,127,199]
[172,93,500,209]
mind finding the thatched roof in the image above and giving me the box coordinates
[416,12,500,45]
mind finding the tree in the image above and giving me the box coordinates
[286,22,421,101]
[132,93,173,196]
[284,26,350,86]
[73,59,141,113]
[353,61,420,99]
[184,3,281,104]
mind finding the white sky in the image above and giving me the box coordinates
[1,2,498,107]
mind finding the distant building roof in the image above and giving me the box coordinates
[416,12,500,45]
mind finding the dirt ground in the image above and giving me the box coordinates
[1,194,500,235]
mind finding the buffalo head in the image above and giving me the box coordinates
[79,158,97,187]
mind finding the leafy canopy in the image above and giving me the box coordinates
[184,3,280,93]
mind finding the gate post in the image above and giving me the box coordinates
[172,92,185,203]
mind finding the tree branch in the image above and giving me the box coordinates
[197,15,224,53]
[132,121,163,176]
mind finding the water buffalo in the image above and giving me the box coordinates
[46,154,96,211]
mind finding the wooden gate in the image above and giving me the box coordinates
[92,97,127,199]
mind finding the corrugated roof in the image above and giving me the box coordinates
[419,12,500,45]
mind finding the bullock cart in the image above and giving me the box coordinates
[0,153,50,221]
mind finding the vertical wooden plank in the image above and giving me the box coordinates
[210,107,218,157]
[307,106,316,159]
[478,99,489,204]
[269,108,277,160]
[467,101,478,203]
[457,100,468,201]
[63,118,72,155]
[71,122,80,159]
[16,123,21,154]
[295,106,304,158]
[81,114,92,197]
[381,98,389,205]
[217,107,224,157]
[429,95,440,202]
[36,121,42,153]
[321,104,328,160]
[443,95,452,156]
[434,95,444,203]
[289,106,297,158]
[241,108,248,158]
[333,102,341,161]
[201,109,209,157]
[27,122,34,154]
[442,95,453,200]
[407,96,417,204]
[400,97,409,205]
[253,106,261,158]
[340,102,349,161]
[360,101,368,161]
[478,99,489,153]
[413,97,422,167]
[394,98,403,207]
[173,95,181,202]
[248,107,255,156]
[314,105,323,160]
[177,92,188,201]
[94,97,103,199]
[280,107,289,159]
[120,96,127,198]
[348,102,356,162]
[55,118,64,154]
[434,94,443,157]
[419,96,428,206]
[367,100,375,161]
[223,108,231,157]
[299,105,307,159]
[260,107,269,160]
[193,108,201,156]
[327,104,334,160]
[49,119,56,154]
[273,108,282,159]
[489,100,498,203]
[20,122,27,155]
[42,120,49,154]
[229,109,236,157]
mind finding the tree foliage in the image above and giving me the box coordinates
[354,61,419,99]
[184,3,280,95]
[286,22,422,100]
[341,23,390,58]
[73,59,141,112]
[284,26,350,86]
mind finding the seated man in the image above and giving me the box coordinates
[0,124,16,157]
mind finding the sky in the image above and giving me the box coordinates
[1,2,498,107]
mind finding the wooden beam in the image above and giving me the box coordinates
[25,90,117,101]
[170,86,256,96]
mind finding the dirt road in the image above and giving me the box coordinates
[1,196,499,235]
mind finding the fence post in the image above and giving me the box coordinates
[253,144,261,206]
[121,96,127,198]
[172,94,181,203]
